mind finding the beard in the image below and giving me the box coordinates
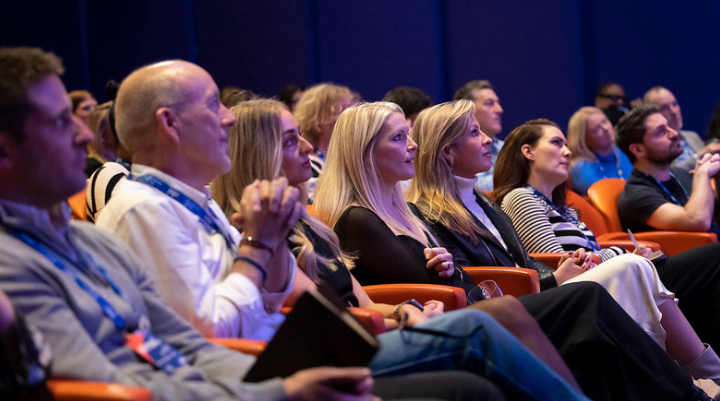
[646,138,684,165]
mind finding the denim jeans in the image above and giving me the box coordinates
[370,308,589,401]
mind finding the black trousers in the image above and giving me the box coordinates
[654,242,720,351]
[374,371,505,401]
[520,282,697,401]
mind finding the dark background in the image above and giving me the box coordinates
[3,0,720,138]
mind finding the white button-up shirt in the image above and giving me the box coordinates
[97,164,294,340]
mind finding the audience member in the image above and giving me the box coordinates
[68,89,97,125]
[491,117,720,385]
[314,101,714,401]
[85,80,132,222]
[594,82,628,111]
[566,106,633,195]
[278,84,303,112]
[617,103,720,236]
[220,86,258,108]
[211,98,588,400]
[84,101,117,177]
[382,86,432,128]
[0,46,390,401]
[293,83,353,200]
[96,61,299,340]
[707,102,720,143]
[453,80,504,192]
[644,86,720,189]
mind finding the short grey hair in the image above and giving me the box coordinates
[453,80,493,101]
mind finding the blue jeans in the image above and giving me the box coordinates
[371,309,589,401]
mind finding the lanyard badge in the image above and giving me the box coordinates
[126,328,188,374]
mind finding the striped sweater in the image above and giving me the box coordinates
[501,187,624,262]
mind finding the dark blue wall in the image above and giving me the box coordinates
[3,1,719,138]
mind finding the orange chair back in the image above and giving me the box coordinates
[363,283,467,311]
[306,204,318,218]
[566,190,607,236]
[463,266,540,297]
[47,380,152,401]
[587,178,626,232]
[67,186,88,221]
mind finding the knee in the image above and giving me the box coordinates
[469,295,534,331]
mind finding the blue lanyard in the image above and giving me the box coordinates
[115,157,131,171]
[637,172,689,206]
[130,174,237,255]
[9,230,136,331]
[527,186,600,252]
[596,149,623,178]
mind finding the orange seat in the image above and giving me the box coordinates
[363,283,467,311]
[209,338,268,356]
[279,304,385,336]
[587,179,718,256]
[67,186,88,221]
[463,266,540,297]
[306,204,317,218]
[46,380,152,401]
[529,253,563,269]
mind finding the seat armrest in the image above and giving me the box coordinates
[598,232,717,257]
[46,380,152,401]
[363,283,467,311]
[347,307,385,336]
[597,239,661,252]
[209,338,267,356]
[462,266,540,297]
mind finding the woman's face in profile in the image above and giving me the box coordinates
[446,115,493,178]
[279,109,313,186]
[372,112,417,185]
[585,112,615,153]
[525,126,572,185]
[74,96,97,124]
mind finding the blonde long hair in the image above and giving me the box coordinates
[210,99,351,280]
[314,102,433,246]
[567,106,605,162]
[407,100,489,243]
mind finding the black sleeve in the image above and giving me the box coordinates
[618,178,671,231]
[528,257,559,291]
[335,207,434,285]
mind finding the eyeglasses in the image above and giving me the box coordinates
[598,94,627,102]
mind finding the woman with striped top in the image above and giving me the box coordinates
[493,118,720,390]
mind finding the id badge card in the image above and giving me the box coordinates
[126,328,188,374]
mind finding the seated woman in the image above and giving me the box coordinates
[293,83,354,201]
[210,99,588,401]
[494,118,720,387]
[407,100,720,388]
[566,107,633,195]
[313,101,712,401]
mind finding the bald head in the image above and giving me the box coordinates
[115,60,211,154]
[644,86,683,131]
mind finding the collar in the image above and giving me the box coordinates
[0,199,72,241]
[454,175,482,208]
[594,150,618,162]
[130,164,211,210]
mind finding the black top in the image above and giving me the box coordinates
[618,168,720,236]
[411,191,558,291]
[289,220,359,307]
[334,206,475,295]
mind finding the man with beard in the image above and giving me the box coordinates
[616,103,720,235]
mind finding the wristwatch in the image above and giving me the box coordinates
[394,299,424,321]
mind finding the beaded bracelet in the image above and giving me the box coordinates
[240,236,274,256]
[234,255,268,282]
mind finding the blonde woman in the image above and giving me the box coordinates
[567,106,633,195]
[84,102,118,176]
[211,99,591,401]
[314,101,714,401]
[293,83,353,200]
[409,101,720,394]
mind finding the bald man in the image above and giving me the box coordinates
[96,61,302,341]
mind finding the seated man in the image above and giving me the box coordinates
[0,46,512,401]
[616,103,720,235]
[644,86,720,190]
